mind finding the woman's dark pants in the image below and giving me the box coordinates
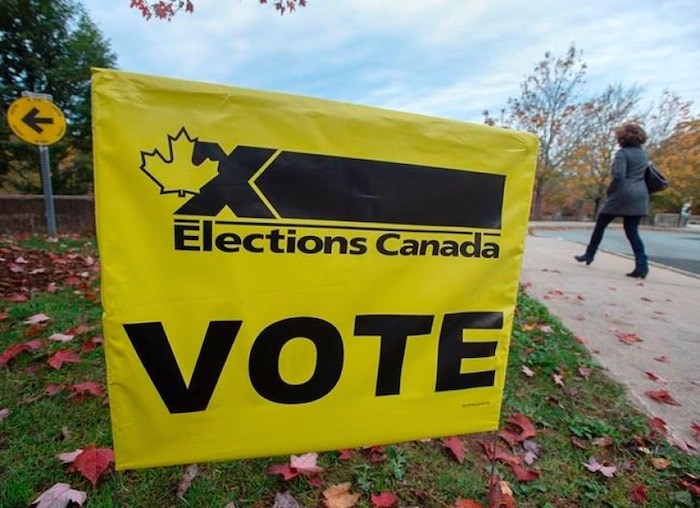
[584,213,648,272]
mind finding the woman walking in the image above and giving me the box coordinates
[575,123,650,278]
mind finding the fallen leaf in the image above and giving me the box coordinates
[323,482,360,508]
[521,365,535,377]
[25,339,44,350]
[80,336,103,353]
[648,417,668,435]
[68,445,115,486]
[23,313,50,325]
[48,333,74,343]
[306,475,323,488]
[644,371,669,383]
[488,475,516,508]
[616,331,643,345]
[177,464,199,499]
[57,449,84,464]
[454,500,484,508]
[442,436,465,464]
[509,463,540,482]
[290,452,324,475]
[66,324,91,336]
[537,324,553,333]
[479,441,521,466]
[69,381,104,398]
[650,457,670,470]
[653,355,669,363]
[273,492,301,508]
[522,440,540,464]
[667,435,696,453]
[592,436,613,447]
[553,373,565,387]
[578,366,592,379]
[571,437,588,450]
[0,408,10,421]
[692,422,700,442]
[0,343,28,367]
[645,389,681,406]
[45,383,64,396]
[630,484,648,504]
[584,457,616,478]
[370,492,398,507]
[31,483,87,508]
[337,449,353,461]
[678,479,700,496]
[268,463,299,481]
[47,350,80,370]
[499,414,536,446]
[365,445,387,463]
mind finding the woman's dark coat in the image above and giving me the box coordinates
[600,146,649,216]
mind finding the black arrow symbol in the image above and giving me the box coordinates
[22,107,54,134]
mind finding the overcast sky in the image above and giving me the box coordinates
[82,0,700,123]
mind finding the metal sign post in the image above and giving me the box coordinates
[38,145,57,237]
[6,92,66,238]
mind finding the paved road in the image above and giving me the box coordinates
[536,226,700,275]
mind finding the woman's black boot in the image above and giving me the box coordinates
[574,254,593,265]
[625,270,648,279]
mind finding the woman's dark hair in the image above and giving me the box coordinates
[615,123,648,147]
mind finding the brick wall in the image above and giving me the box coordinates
[0,195,95,235]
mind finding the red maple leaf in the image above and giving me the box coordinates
[678,479,700,497]
[267,463,299,481]
[365,445,388,463]
[67,445,115,486]
[645,389,681,406]
[454,500,484,508]
[615,331,643,345]
[0,343,29,367]
[69,382,104,398]
[630,484,648,504]
[45,383,64,396]
[509,463,540,482]
[653,355,669,363]
[442,436,465,464]
[47,350,80,370]
[644,371,668,383]
[371,491,398,507]
[648,417,668,435]
[488,475,516,508]
[691,422,700,442]
[499,413,536,445]
[337,449,353,461]
[479,441,521,466]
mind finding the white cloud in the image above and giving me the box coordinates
[83,0,699,122]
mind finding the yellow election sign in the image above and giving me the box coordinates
[7,96,66,145]
[92,68,538,470]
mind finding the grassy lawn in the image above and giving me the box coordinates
[1,235,698,507]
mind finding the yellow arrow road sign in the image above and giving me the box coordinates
[7,96,66,145]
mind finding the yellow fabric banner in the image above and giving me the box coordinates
[92,69,537,470]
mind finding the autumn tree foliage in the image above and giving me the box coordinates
[130,0,307,20]
[484,44,593,220]
[650,119,700,213]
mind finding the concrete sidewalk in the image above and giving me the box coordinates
[521,234,700,452]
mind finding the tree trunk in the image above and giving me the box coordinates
[532,179,544,220]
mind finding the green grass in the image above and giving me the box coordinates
[0,236,698,507]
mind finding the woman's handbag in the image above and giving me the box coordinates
[645,163,668,194]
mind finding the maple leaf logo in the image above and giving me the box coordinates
[140,128,218,197]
